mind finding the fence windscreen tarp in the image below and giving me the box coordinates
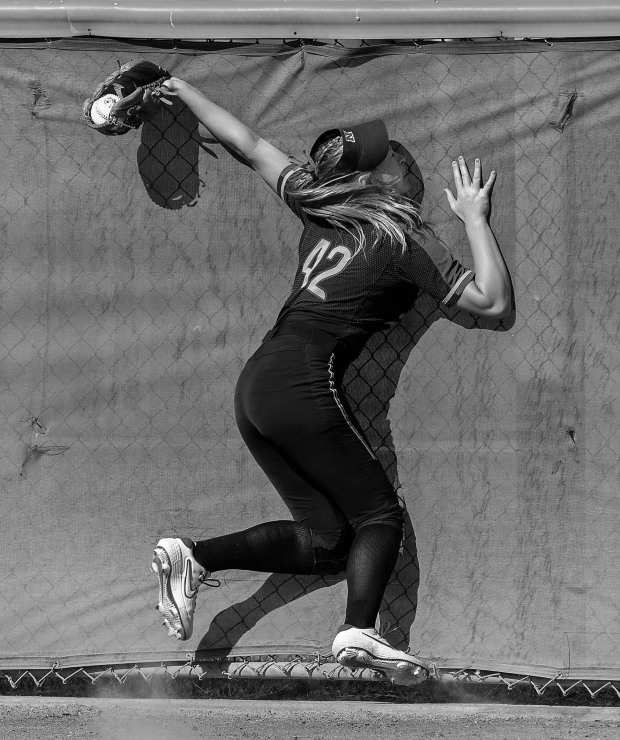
[1,39,619,681]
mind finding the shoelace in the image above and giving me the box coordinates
[376,620,398,641]
[197,574,221,590]
[376,621,418,657]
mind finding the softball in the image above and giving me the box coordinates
[90,94,119,125]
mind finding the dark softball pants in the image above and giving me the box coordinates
[233,321,403,564]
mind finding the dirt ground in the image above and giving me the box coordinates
[0,698,619,740]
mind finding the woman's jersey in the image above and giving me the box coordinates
[274,164,474,341]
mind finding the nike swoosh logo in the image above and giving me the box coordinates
[183,560,198,600]
[366,632,390,646]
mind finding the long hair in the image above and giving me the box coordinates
[287,135,430,253]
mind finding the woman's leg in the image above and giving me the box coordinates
[341,523,402,628]
[154,338,407,659]
[238,341,428,683]
[153,343,357,642]
[192,421,353,576]
[188,342,357,578]
[235,341,404,628]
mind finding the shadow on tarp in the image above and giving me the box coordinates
[194,303,513,658]
[194,507,420,657]
[137,99,216,209]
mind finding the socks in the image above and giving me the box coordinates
[343,523,402,629]
[193,520,315,575]
[192,520,402,631]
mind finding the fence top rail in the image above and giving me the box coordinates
[2,1,620,40]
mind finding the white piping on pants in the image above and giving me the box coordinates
[327,352,377,461]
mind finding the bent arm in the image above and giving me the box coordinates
[445,157,512,318]
[163,78,290,191]
[456,217,511,318]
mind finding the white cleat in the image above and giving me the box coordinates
[332,626,430,686]
[151,537,209,641]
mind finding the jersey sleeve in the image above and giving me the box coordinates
[396,231,475,307]
[276,163,306,220]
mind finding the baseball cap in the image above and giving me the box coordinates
[310,119,390,175]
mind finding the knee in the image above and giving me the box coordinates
[311,526,355,575]
[351,502,404,535]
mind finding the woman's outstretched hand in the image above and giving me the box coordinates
[444,156,496,224]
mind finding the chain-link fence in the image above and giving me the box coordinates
[1,38,620,689]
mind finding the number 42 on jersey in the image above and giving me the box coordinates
[300,239,353,300]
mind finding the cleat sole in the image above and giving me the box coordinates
[150,538,213,643]
[151,545,189,640]
[336,648,428,686]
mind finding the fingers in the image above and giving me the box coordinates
[452,156,473,189]
[444,188,457,210]
[452,156,496,190]
[482,169,497,192]
[458,156,472,186]
[152,84,175,105]
[154,91,173,105]
[452,158,462,188]
[451,158,471,191]
[158,79,177,95]
[472,158,481,184]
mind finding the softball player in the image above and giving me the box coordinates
[152,78,511,685]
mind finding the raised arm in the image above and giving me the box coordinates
[444,157,512,319]
[160,78,290,192]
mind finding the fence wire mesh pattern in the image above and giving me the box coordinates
[1,40,620,687]
[3,660,620,699]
